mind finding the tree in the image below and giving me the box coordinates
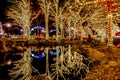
[6,1,41,79]
[38,0,52,40]
[48,0,68,40]
[87,0,120,45]
[6,0,41,39]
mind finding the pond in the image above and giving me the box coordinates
[0,45,92,80]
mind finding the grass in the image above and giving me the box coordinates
[85,41,120,80]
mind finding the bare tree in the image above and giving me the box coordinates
[59,0,96,40]
[38,0,52,40]
[86,0,120,45]
[6,0,41,39]
[6,1,41,80]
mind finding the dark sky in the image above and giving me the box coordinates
[0,0,9,22]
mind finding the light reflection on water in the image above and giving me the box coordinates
[29,45,92,80]
[0,45,92,80]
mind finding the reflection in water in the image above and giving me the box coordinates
[9,48,40,80]
[30,47,45,59]
[29,45,91,80]
[45,47,52,80]
[3,45,92,80]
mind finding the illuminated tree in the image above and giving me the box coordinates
[59,12,65,39]
[48,0,68,40]
[6,1,41,79]
[59,0,99,40]
[38,0,51,40]
[88,0,120,44]
[6,0,41,39]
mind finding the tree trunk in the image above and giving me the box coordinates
[108,15,113,46]
[45,14,49,40]
[55,1,59,41]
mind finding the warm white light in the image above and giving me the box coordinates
[41,29,46,33]
[20,29,23,32]
[71,27,74,30]
[7,60,12,65]
[107,14,113,18]
[6,23,12,27]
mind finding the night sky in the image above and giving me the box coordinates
[0,0,14,21]
[0,0,9,22]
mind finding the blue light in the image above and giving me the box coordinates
[30,51,45,59]
[39,55,44,59]
[30,25,45,32]
[50,49,61,55]
[37,25,45,29]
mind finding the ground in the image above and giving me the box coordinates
[84,42,120,80]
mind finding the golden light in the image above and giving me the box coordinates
[107,14,113,18]
[6,23,12,28]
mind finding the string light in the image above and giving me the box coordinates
[30,51,45,59]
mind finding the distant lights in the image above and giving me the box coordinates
[30,49,61,59]
[20,29,23,32]
[31,53,35,57]
[50,29,56,32]
[31,25,44,31]
[49,49,61,55]
[30,25,45,33]
[30,51,45,59]
[7,60,12,65]
[5,23,12,28]
[31,28,34,31]
[41,29,46,33]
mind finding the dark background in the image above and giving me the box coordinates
[0,0,7,21]
[0,0,14,22]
